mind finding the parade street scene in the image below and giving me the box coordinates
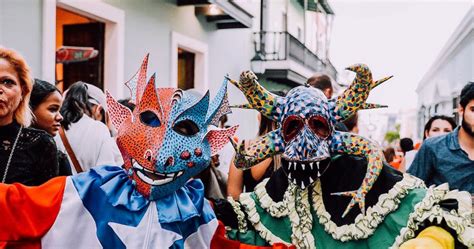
[0,0,472,248]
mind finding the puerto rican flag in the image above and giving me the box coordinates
[0,166,217,249]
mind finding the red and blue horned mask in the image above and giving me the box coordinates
[229,65,392,217]
[106,55,237,200]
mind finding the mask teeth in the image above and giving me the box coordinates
[300,180,305,189]
[309,177,314,183]
[310,162,313,170]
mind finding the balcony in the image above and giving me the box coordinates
[177,0,253,29]
[251,31,337,86]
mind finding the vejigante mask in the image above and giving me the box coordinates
[106,55,237,200]
[229,65,392,217]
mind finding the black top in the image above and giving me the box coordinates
[57,150,72,176]
[0,121,60,185]
[243,159,274,192]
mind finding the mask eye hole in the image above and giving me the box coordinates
[140,111,161,127]
[308,115,330,139]
[282,115,304,142]
[173,119,200,136]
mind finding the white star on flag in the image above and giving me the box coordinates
[109,202,182,248]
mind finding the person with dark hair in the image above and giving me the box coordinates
[399,137,415,171]
[307,73,333,99]
[423,115,457,140]
[307,73,349,132]
[401,116,458,172]
[55,81,122,174]
[30,79,63,136]
[399,138,414,155]
[118,98,136,111]
[383,147,395,163]
[409,82,474,193]
[30,79,71,176]
[0,47,60,185]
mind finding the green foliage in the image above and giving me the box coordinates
[385,131,400,143]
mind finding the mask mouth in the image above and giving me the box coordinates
[281,157,331,189]
[132,159,184,186]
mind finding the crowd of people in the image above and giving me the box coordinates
[1,45,472,198]
[382,105,473,195]
[0,46,473,248]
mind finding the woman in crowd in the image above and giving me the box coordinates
[29,79,71,176]
[400,115,457,171]
[56,81,122,174]
[227,113,281,199]
[0,47,59,185]
[423,115,457,140]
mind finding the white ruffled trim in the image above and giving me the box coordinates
[239,192,292,246]
[250,179,316,248]
[227,196,248,233]
[390,183,474,248]
[255,178,292,217]
[312,174,426,242]
[288,187,315,248]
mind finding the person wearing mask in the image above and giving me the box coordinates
[56,81,122,174]
[0,47,59,185]
[408,82,474,193]
[29,79,71,176]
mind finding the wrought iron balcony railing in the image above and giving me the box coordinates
[252,31,325,73]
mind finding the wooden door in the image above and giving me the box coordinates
[63,22,105,90]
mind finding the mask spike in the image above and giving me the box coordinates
[230,71,284,121]
[373,75,393,89]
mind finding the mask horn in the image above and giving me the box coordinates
[334,64,392,121]
[138,73,160,113]
[125,54,149,104]
[206,78,232,126]
[106,90,132,130]
[227,71,284,121]
[205,125,239,155]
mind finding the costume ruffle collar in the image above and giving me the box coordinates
[91,166,206,223]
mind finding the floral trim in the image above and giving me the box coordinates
[312,174,426,242]
[227,196,248,233]
[249,179,316,248]
[239,192,291,246]
[391,183,474,248]
[289,187,315,248]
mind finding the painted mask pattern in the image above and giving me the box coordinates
[229,64,392,217]
[107,55,238,200]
